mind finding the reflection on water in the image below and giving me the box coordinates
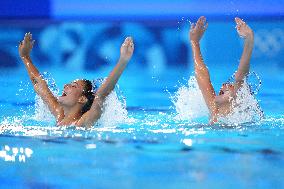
[0,145,33,163]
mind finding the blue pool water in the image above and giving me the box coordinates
[0,66,283,188]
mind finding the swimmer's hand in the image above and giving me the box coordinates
[189,16,208,43]
[235,17,253,39]
[19,32,35,58]
[120,37,134,62]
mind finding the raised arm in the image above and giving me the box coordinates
[19,33,63,121]
[189,16,218,122]
[94,37,134,100]
[76,37,134,127]
[234,17,254,84]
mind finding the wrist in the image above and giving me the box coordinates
[20,54,30,59]
[245,31,254,41]
[190,40,200,47]
[119,56,130,63]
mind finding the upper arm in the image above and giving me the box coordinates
[234,70,248,83]
[195,74,218,121]
[33,75,63,119]
[76,96,103,128]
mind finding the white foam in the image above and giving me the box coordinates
[97,89,133,127]
[172,76,263,125]
[33,72,59,123]
[33,95,55,122]
[171,76,209,121]
[219,81,264,125]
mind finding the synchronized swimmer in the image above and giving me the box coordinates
[190,16,254,123]
[18,16,256,127]
[19,33,134,127]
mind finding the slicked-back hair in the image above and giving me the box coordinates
[81,79,95,114]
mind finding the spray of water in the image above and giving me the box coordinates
[33,74,131,127]
[92,78,133,127]
[2,72,131,128]
[219,81,264,125]
[172,76,264,125]
[97,89,131,127]
[33,72,58,123]
[171,76,209,121]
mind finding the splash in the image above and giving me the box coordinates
[172,76,264,125]
[4,72,131,128]
[33,76,131,127]
[219,81,264,125]
[227,71,262,95]
[172,76,209,121]
[97,86,132,127]
[33,72,58,123]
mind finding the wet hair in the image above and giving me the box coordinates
[81,79,95,114]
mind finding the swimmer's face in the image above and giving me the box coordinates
[219,83,234,96]
[215,83,235,105]
[58,80,86,107]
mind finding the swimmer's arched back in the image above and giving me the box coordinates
[19,33,134,128]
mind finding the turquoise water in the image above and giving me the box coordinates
[0,67,283,188]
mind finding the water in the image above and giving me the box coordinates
[0,66,283,188]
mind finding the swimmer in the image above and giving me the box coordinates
[189,16,254,123]
[19,33,134,127]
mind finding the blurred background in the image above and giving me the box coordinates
[0,0,284,113]
[1,0,283,70]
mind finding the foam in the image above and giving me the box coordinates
[219,81,264,125]
[172,76,264,125]
[171,76,209,121]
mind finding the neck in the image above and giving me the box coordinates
[60,104,83,125]
[217,101,233,116]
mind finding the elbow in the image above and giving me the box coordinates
[195,66,210,77]
[83,111,102,128]
[234,72,242,82]
[195,70,210,81]
[83,121,94,129]
[235,72,247,82]
[94,94,104,104]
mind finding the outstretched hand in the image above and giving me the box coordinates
[235,17,253,39]
[19,32,35,57]
[120,37,134,62]
[189,16,208,43]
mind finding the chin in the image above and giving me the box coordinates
[58,96,64,103]
[58,96,77,107]
[58,96,68,105]
[215,95,229,105]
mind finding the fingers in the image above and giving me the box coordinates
[193,16,208,31]
[124,36,133,44]
[21,32,35,48]
[197,16,206,24]
[204,22,208,31]
[123,36,134,49]
[235,17,246,27]
[190,23,195,31]
[236,24,241,31]
[235,17,244,24]
[18,40,23,46]
[32,40,35,48]
[197,16,206,27]
[24,32,33,42]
